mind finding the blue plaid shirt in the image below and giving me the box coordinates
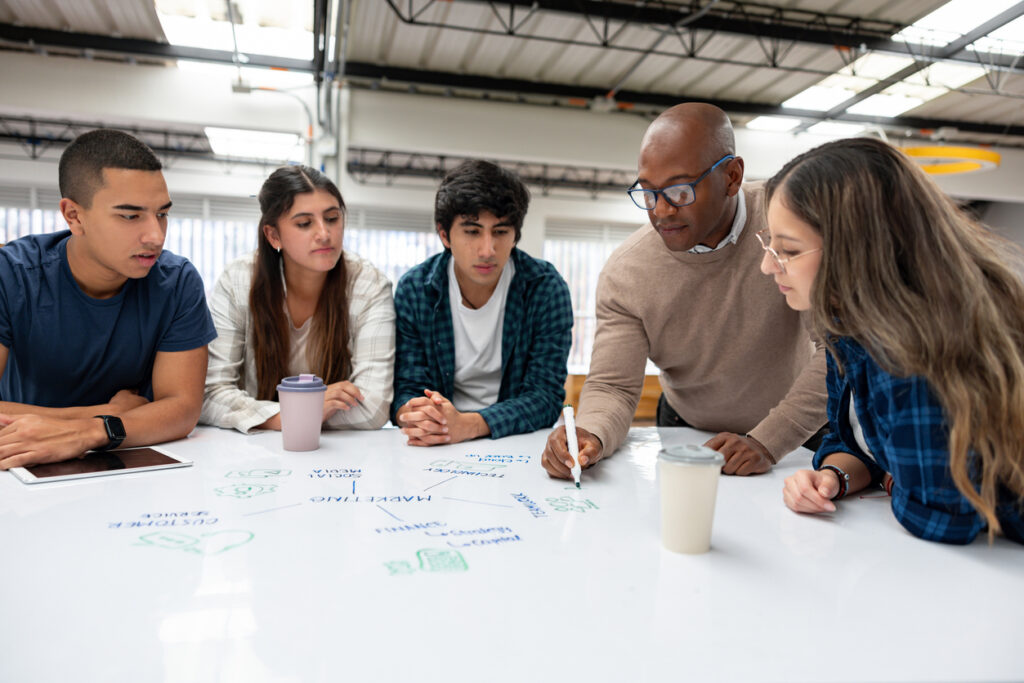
[814,337,1024,545]
[391,248,573,439]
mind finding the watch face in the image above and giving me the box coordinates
[106,416,126,441]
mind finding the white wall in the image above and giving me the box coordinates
[1,50,1022,255]
[983,201,1024,249]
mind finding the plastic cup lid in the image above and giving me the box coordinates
[277,374,327,392]
[658,443,725,466]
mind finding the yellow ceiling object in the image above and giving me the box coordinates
[902,145,1001,175]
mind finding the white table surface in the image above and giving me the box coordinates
[1,425,1020,683]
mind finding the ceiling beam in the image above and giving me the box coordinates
[0,23,315,72]
[790,1,1024,133]
[344,61,1024,139]
[444,0,1024,72]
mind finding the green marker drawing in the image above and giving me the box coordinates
[136,530,255,555]
[384,561,416,576]
[225,469,291,478]
[215,483,278,499]
[545,496,600,513]
[417,548,468,572]
[384,549,469,575]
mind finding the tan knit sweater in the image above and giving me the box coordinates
[577,184,827,461]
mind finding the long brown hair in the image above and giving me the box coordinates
[250,165,352,400]
[766,137,1024,540]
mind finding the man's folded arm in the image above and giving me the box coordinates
[115,346,209,447]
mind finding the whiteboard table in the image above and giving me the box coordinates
[1,426,1020,683]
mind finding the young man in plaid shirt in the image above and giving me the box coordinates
[391,160,573,446]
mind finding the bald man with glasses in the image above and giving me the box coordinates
[542,103,828,478]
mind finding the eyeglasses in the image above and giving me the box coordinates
[756,228,821,274]
[627,154,735,210]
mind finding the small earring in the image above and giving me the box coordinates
[276,247,281,254]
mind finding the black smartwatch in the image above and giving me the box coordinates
[94,415,126,451]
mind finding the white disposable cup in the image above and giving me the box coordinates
[277,374,327,452]
[658,444,725,554]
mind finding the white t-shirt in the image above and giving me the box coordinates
[848,392,876,461]
[448,257,515,411]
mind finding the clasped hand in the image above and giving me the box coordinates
[396,390,483,446]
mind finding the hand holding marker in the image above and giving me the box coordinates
[563,405,582,488]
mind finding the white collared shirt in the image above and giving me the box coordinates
[688,188,747,254]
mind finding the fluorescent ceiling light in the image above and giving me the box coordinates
[204,127,303,161]
[782,85,856,111]
[156,0,313,61]
[892,0,1020,47]
[847,93,925,117]
[745,116,801,131]
[805,122,867,137]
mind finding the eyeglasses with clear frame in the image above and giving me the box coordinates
[756,228,821,274]
[627,154,735,210]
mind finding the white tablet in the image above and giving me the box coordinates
[8,447,192,484]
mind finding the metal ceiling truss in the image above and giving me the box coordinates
[792,1,1024,133]
[385,0,1024,74]
[0,114,292,167]
[347,147,635,195]
[344,62,1024,143]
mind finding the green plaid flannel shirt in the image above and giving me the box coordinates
[391,248,573,438]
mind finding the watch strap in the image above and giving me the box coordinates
[819,463,850,499]
[93,415,126,451]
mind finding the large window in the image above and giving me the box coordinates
[543,218,639,373]
[0,193,439,294]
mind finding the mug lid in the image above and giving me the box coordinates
[277,374,326,392]
[658,443,725,466]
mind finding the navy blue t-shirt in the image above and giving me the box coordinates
[0,231,217,407]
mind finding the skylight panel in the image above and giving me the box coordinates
[782,85,856,111]
[903,63,987,89]
[745,116,801,132]
[204,127,304,161]
[805,122,867,137]
[847,93,925,117]
[156,0,313,61]
[970,16,1024,52]
[892,0,1020,47]
[836,54,915,80]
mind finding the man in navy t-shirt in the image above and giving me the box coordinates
[0,129,216,469]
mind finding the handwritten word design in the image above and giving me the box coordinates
[215,484,278,499]
[511,492,547,518]
[135,530,254,555]
[546,496,600,513]
[225,469,291,478]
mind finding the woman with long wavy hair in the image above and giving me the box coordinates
[201,165,394,433]
[760,137,1024,544]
